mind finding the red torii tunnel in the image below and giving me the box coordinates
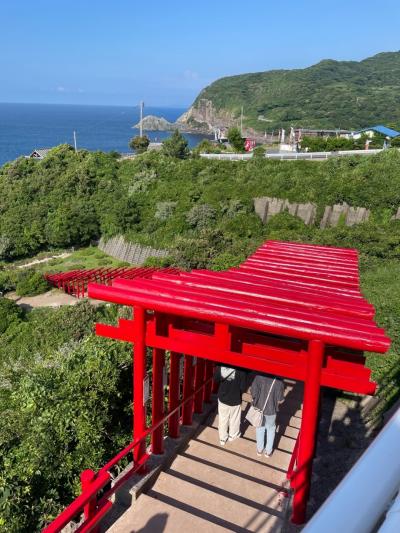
[87,240,390,524]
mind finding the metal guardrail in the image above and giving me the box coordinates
[200,149,384,161]
[303,406,400,532]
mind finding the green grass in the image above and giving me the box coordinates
[361,258,400,416]
[33,247,129,274]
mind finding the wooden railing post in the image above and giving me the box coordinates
[80,469,99,533]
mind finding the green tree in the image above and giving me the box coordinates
[252,146,266,158]
[227,127,245,152]
[390,136,400,147]
[129,135,150,154]
[0,297,24,334]
[162,130,189,159]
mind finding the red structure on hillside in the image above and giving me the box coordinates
[44,240,390,532]
[44,266,180,298]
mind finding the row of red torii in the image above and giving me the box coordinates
[44,240,390,531]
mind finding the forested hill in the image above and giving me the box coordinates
[182,51,400,131]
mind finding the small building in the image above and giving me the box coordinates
[28,148,52,159]
[352,125,400,140]
[293,128,351,142]
[147,142,163,151]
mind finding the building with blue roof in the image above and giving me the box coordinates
[352,125,400,139]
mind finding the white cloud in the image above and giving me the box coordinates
[56,86,66,92]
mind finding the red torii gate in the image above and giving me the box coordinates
[44,240,390,531]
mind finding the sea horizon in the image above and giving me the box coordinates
[0,102,205,166]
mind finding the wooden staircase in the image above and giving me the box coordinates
[105,381,303,532]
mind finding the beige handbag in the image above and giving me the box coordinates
[245,379,276,428]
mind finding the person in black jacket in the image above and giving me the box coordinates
[250,373,284,457]
[214,365,247,446]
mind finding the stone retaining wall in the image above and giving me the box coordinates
[254,197,317,225]
[254,197,372,228]
[99,235,170,265]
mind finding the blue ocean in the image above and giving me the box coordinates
[0,103,208,166]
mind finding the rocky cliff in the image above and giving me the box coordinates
[178,51,400,132]
[134,115,175,131]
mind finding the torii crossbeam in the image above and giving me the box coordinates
[88,240,390,524]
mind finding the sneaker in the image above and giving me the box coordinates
[257,450,263,457]
[264,451,272,458]
[220,440,227,446]
[228,435,240,442]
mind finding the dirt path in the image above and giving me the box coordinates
[6,290,102,310]
[16,252,72,269]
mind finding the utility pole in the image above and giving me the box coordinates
[240,106,243,137]
[139,101,144,137]
[73,131,77,152]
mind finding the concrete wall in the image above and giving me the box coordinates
[254,197,371,228]
[99,235,170,265]
[254,197,317,225]
[320,203,370,228]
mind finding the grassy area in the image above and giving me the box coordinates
[41,247,129,273]
[361,258,400,416]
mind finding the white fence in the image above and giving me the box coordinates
[200,149,383,161]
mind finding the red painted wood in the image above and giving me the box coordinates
[182,355,195,425]
[168,352,181,438]
[291,340,324,524]
[151,347,165,455]
[194,357,206,413]
[133,306,147,464]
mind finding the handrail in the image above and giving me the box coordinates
[43,374,214,533]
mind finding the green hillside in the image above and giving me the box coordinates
[191,51,400,130]
[1,146,400,530]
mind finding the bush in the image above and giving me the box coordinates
[0,270,16,293]
[252,146,266,158]
[143,256,174,267]
[155,202,177,221]
[0,297,24,334]
[186,204,217,230]
[162,130,189,159]
[16,271,49,297]
[129,135,150,154]
[227,127,245,152]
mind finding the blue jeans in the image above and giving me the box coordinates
[256,414,277,454]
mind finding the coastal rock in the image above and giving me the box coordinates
[134,115,175,131]
[177,98,238,134]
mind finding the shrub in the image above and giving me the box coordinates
[16,271,49,297]
[0,297,24,334]
[186,204,217,230]
[155,202,177,221]
[162,130,189,159]
[252,146,266,158]
[143,256,174,267]
[227,127,245,152]
[129,135,150,154]
[220,199,249,218]
[0,270,16,293]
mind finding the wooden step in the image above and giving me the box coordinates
[167,440,281,509]
[149,471,283,532]
[105,493,231,532]
[191,424,292,482]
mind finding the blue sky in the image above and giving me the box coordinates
[1,0,400,107]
